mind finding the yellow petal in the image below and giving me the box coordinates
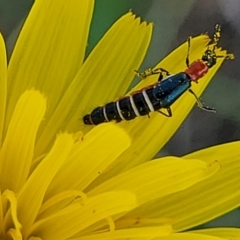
[0,90,46,192]
[38,190,86,220]
[6,0,94,135]
[192,228,240,239]
[88,157,219,204]
[29,191,137,240]
[7,228,23,240]
[46,123,131,200]
[0,32,7,145]
[17,133,75,233]
[150,233,226,240]
[0,191,2,228]
[177,141,240,230]
[1,190,21,237]
[35,12,152,156]
[74,226,172,240]
[124,141,240,231]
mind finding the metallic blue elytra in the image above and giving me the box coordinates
[153,72,191,108]
[83,24,234,125]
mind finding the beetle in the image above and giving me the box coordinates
[83,24,233,125]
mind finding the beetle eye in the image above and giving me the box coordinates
[201,49,217,68]
[202,55,208,61]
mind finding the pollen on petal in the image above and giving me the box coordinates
[0,90,46,193]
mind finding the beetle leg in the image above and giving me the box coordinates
[158,107,172,117]
[216,54,234,60]
[135,68,170,82]
[188,89,216,112]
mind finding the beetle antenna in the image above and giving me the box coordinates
[185,37,191,67]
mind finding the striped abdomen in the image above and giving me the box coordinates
[83,86,161,125]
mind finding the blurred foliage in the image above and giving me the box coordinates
[202,74,240,121]
[0,0,33,37]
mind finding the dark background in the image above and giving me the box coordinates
[0,0,239,229]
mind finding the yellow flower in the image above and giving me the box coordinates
[0,0,239,240]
